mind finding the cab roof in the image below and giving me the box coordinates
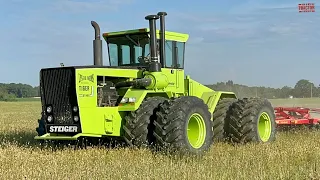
[102,28,189,42]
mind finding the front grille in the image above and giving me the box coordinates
[40,67,77,124]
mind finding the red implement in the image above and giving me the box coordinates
[274,107,320,126]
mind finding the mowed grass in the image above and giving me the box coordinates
[0,99,320,179]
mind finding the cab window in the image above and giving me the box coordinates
[163,40,185,69]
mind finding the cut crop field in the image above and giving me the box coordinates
[0,98,320,179]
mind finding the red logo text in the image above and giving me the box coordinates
[298,3,315,12]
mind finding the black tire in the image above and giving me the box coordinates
[35,115,48,146]
[153,96,213,155]
[228,97,276,144]
[212,98,237,142]
[36,116,46,136]
[123,96,166,147]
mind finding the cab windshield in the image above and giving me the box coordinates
[106,33,151,67]
[106,33,185,69]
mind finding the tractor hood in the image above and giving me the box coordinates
[40,65,145,80]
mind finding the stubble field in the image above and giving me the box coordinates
[0,98,320,179]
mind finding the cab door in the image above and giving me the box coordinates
[162,40,185,93]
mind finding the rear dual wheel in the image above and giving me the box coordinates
[228,97,276,143]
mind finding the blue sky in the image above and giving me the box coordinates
[0,0,319,88]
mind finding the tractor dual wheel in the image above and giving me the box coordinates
[212,98,237,142]
[153,96,213,155]
[123,96,167,147]
[228,97,276,144]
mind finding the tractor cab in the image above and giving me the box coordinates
[102,28,188,69]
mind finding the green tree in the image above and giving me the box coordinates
[293,79,314,98]
[279,86,293,98]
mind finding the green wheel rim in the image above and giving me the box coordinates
[258,112,272,142]
[187,113,206,149]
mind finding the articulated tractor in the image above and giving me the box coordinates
[35,12,276,155]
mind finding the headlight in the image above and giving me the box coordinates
[128,97,136,103]
[46,106,52,113]
[120,97,129,103]
[47,115,53,122]
[120,97,136,103]
[73,116,79,122]
[73,106,78,112]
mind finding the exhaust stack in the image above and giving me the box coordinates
[157,12,167,67]
[91,21,103,66]
[145,15,161,72]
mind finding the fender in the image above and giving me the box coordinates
[117,89,170,111]
[201,91,237,116]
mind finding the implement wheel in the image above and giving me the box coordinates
[228,97,276,143]
[153,96,213,155]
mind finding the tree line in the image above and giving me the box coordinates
[206,79,319,99]
[0,83,39,101]
[0,79,318,101]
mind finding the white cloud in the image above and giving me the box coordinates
[169,1,320,45]
[268,26,295,35]
[228,0,300,14]
[172,12,219,23]
[0,0,136,83]
[187,37,205,44]
[51,0,134,13]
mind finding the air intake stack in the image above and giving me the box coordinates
[91,21,103,66]
[157,12,167,67]
[145,15,161,72]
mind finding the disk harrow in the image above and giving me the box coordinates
[274,106,320,130]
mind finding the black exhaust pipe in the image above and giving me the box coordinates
[91,21,103,66]
[145,15,161,72]
[157,12,167,67]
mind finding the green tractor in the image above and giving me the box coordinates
[35,12,276,155]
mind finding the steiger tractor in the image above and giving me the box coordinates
[35,12,276,155]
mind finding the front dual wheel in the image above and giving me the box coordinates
[122,96,213,156]
[153,96,213,155]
